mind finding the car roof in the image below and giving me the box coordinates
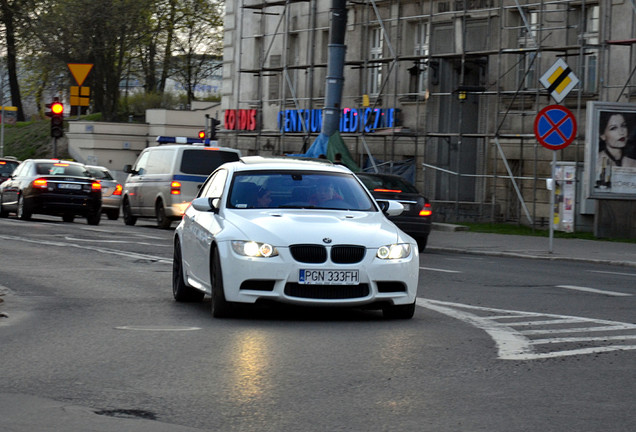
[228,156,351,173]
[27,159,85,166]
[146,144,241,153]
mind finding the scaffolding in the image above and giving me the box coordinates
[225,0,636,226]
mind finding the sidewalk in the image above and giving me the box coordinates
[427,224,636,268]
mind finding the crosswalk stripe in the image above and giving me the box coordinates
[416,298,636,360]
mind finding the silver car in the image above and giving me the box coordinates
[86,166,122,220]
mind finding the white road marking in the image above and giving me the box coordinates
[531,335,636,345]
[115,326,201,331]
[555,284,632,297]
[416,298,636,360]
[588,269,636,277]
[64,236,169,247]
[0,234,171,264]
[419,267,461,273]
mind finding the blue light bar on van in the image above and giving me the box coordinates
[156,136,218,146]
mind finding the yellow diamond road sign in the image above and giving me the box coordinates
[67,63,94,86]
[540,58,579,103]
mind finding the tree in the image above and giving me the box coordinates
[10,0,225,120]
[24,0,154,120]
[0,0,26,121]
[170,0,223,105]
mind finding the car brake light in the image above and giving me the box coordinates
[113,184,123,196]
[53,163,69,167]
[92,182,102,190]
[374,188,402,193]
[419,202,432,217]
[33,178,48,188]
[171,181,181,195]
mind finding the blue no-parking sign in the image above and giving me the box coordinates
[534,105,577,150]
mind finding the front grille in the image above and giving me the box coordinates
[331,245,366,264]
[284,283,370,299]
[290,244,327,263]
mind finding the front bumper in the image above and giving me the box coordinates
[215,242,419,307]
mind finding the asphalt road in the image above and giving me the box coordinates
[1,215,634,432]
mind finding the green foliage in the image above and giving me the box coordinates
[119,92,181,117]
[13,0,225,120]
[1,119,61,160]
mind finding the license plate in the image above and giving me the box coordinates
[299,269,360,285]
[58,183,82,190]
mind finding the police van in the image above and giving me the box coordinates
[122,144,241,228]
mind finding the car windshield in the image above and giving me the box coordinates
[180,149,240,175]
[36,162,90,177]
[357,174,419,194]
[0,161,19,176]
[228,171,376,211]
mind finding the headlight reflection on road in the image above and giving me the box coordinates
[229,330,272,402]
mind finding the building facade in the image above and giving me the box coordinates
[220,0,636,234]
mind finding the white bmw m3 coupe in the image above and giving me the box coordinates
[173,156,419,319]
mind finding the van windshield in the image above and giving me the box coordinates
[180,149,240,175]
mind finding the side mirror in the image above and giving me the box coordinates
[123,164,133,174]
[377,199,404,216]
[191,197,219,213]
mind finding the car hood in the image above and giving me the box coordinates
[222,209,409,247]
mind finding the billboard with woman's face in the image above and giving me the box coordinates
[585,102,636,199]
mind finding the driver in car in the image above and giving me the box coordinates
[309,183,342,206]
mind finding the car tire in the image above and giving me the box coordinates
[0,196,8,218]
[86,211,101,225]
[172,240,204,302]
[211,247,234,318]
[62,213,75,223]
[122,198,137,226]
[106,209,119,220]
[17,194,32,221]
[156,201,171,229]
[383,301,416,320]
[416,235,428,252]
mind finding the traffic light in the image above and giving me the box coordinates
[49,100,64,138]
[198,130,206,140]
[209,118,220,140]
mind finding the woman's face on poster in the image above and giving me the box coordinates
[600,114,628,150]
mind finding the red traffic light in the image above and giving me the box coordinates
[198,130,206,139]
[51,102,64,115]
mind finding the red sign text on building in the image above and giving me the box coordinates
[224,109,257,131]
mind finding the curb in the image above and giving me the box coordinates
[426,246,636,268]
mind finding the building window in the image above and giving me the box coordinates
[517,51,537,90]
[582,5,599,93]
[368,27,383,95]
[414,21,429,94]
[517,9,539,90]
[268,55,281,103]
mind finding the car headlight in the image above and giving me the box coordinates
[377,243,411,260]
[231,240,279,258]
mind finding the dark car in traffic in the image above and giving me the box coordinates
[0,157,20,185]
[0,159,102,225]
[356,172,432,251]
